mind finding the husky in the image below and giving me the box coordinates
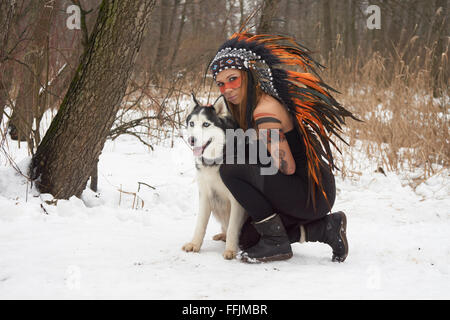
[182,95,247,259]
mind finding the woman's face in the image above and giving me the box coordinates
[215,69,243,105]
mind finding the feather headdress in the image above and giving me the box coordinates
[209,31,360,210]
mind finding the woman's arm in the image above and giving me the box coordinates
[253,104,296,175]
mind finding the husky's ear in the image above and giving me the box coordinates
[191,92,201,107]
[212,95,230,117]
[185,102,196,117]
[185,92,201,116]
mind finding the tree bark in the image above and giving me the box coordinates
[90,158,99,192]
[350,0,357,59]
[0,0,15,124]
[0,64,12,125]
[343,0,350,58]
[30,0,156,199]
[257,0,280,33]
[153,0,171,73]
[322,0,332,60]
[239,0,244,28]
[282,0,291,34]
[169,0,188,69]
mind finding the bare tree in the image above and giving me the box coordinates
[0,0,16,125]
[153,0,171,75]
[30,0,157,199]
[8,1,56,149]
[169,0,188,69]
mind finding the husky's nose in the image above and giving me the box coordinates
[188,136,196,146]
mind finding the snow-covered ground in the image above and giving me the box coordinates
[0,131,449,299]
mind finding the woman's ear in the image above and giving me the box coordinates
[212,95,230,117]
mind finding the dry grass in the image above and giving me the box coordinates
[325,42,449,182]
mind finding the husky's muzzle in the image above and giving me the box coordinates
[191,138,212,157]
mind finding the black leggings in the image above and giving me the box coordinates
[219,161,336,227]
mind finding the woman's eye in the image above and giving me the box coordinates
[229,77,237,82]
[217,82,224,87]
[203,122,210,128]
[189,121,194,127]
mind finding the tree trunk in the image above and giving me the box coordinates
[0,0,15,125]
[431,0,448,97]
[167,0,180,43]
[282,0,291,34]
[90,158,99,192]
[370,0,384,55]
[153,0,171,74]
[30,0,156,199]
[239,0,244,28]
[343,0,350,58]
[169,0,188,69]
[257,0,280,33]
[322,0,332,60]
[0,64,12,125]
[350,0,357,59]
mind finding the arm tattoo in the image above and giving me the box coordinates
[259,129,286,144]
[259,130,291,174]
[273,149,289,174]
[254,117,282,126]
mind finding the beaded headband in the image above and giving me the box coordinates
[209,47,279,98]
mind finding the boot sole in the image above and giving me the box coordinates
[332,211,348,262]
[240,252,293,264]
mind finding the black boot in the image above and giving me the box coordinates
[239,217,259,250]
[240,214,293,263]
[304,211,348,262]
[239,216,301,250]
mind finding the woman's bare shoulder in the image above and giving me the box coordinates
[253,94,294,131]
[254,94,285,115]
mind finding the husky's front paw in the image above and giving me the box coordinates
[213,233,226,242]
[223,249,237,260]
[182,242,201,252]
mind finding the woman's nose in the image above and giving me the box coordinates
[224,87,233,94]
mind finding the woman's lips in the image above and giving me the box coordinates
[228,95,238,102]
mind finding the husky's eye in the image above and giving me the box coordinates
[202,122,210,128]
[189,121,194,127]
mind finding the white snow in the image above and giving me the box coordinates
[0,128,449,299]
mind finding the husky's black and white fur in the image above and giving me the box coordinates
[182,95,247,259]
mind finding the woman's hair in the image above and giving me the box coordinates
[227,70,264,130]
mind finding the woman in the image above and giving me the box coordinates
[209,32,358,263]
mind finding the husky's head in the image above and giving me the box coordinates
[186,95,237,163]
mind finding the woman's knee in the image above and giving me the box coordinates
[219,163,260,188]
[219,163,240,183]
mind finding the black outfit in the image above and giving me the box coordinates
[219,128,336,242]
